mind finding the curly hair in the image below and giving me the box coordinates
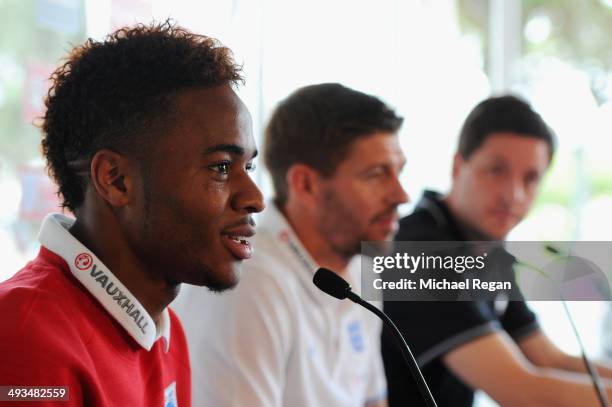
[41,20,243,212]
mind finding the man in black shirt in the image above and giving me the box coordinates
[383,96,612,406]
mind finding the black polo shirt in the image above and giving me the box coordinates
[382,190,540,407]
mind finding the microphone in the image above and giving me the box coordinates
[313,267,438,407]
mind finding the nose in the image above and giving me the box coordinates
[506,175,526,205]
[232,173,265,214]
[388,175,410,206]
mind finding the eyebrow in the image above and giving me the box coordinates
[202,144,258,159]
[357,159,407,176]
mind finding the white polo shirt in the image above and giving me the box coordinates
[173,204,387,407]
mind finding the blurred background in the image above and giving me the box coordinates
[1,1,611,405]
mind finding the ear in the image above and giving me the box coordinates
[89,149,133,207]
[451,152,464,181]
[286,163,321,208]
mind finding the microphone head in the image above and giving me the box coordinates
[313,268,351,300]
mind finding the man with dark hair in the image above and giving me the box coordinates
[383,95,612,406]
[0,22,264,406]
[175,83,408,407]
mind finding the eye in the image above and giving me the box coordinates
[364,167,387,179]
[210,161,231,176]
[488,165,505,176]
[246,162,257,173]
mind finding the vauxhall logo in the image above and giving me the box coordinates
[75,253,93,270]
[76,254,149,335]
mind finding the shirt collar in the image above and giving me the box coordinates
[38,213,171,352]
[259,202,319,273]
[416,191,512,262]
[259,202,360,305]
[416,190,466,240]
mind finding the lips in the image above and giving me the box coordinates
[221,225,256,260]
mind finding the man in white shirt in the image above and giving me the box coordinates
[174,83,409,407]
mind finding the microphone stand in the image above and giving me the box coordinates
[515,256,610,407]
[346,291,438,407]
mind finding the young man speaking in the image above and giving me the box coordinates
[0,22,264,406]
[175,83,408,407]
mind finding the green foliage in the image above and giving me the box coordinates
[586,155,612,197]
[0,0,85,165]
[522,0,612,70]
[536,151,577,207]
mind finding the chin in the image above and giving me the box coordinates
[211,267,242,292]
[204,274,239,292]
[206,280,238,293]
[184,263,241,291]
[485,228,509,241]
[365,230,395,243]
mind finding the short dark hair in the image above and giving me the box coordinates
[42,20,243,212]
[264,83,403,205]
[458,95,556,160]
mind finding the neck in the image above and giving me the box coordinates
[444,191,495,241]
[70,203,178,323]
[280,201,351,274]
